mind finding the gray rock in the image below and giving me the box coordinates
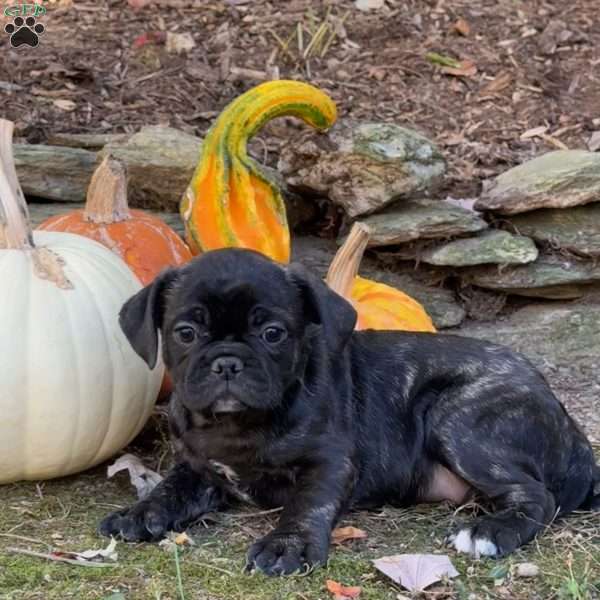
[421,229,538,266]
[509,205,600,257]
[458,303,600,373]
[14,144,98,202]
[475,150,600,215]
[292,235,465,329]
[357,199,488,247]
[27,201,186,237]
[47,132,130,150]
[101,126,202,211]
[464,253,600,299]
[279,121,446,218]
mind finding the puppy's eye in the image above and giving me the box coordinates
[174,325,197,345]
[261,326,287,345]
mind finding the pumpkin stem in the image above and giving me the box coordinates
[84,156,131,224]
[0,119,34,250]
[326,222,371,300]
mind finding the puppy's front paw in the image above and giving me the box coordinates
[98,500,174,542]
[246,531,328,576]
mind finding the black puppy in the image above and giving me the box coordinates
[100,249,600,575]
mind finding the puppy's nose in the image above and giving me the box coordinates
[211,355,244,380]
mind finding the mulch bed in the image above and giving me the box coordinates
[2,0,599,203]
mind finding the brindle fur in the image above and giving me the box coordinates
[99,249,600,576]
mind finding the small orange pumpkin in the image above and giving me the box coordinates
[38,156,193,286]
[326,223,436,332]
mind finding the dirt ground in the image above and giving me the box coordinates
[1,1,600,599]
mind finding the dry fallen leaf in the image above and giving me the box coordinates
[441,59,477,78]
[587,131,600,152]
[453,18,471,36]
[520,125,548,140]
[53,99,77,112]
[7,540,119,568]
[515,562,540,578]
[75,538,119,562]
[107,453,163,499]
[480,71,512,95]
[331,526,368,545]
[373,554,459,592]
[326,579,362,599]
[166,32,196,55]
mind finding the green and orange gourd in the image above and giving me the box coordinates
[181,80,337,264]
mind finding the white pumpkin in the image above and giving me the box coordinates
[0,120,163,483]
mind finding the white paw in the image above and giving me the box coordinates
[451,529,474,553]
[449,528,498,558]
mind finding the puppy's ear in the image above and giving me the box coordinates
[287,263,357,353]
[119,268,179,369]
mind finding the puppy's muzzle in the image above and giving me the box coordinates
[211,355,244,381]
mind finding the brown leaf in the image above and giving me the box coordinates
[331,526,368,545]
[480,71,512,95]
[373,554,459,592]
[453,18,471,36]
[441,59,477,78]
[326,579,362,599]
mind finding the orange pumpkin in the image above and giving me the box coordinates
[38,156,192,286]
[326,223,436,332]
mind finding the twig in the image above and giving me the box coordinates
[268,29,296,63]
[0,533,51,549]
[192,561,236,577]
[6,547,117,568]
[224,506,283,519]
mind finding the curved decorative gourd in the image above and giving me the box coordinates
[0,120,163,482]
[326,223,436,332]
[180,80,337,263]
[38,156,193,286]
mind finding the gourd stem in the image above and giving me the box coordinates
[326,222,371,300]
[84,156,131,224]
[0,119,34,250]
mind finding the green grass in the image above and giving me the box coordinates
[1,460,599,600]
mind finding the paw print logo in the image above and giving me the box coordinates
[4,16,45,48]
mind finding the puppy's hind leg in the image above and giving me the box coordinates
[99,462,225,542]
[447,474,556,558]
